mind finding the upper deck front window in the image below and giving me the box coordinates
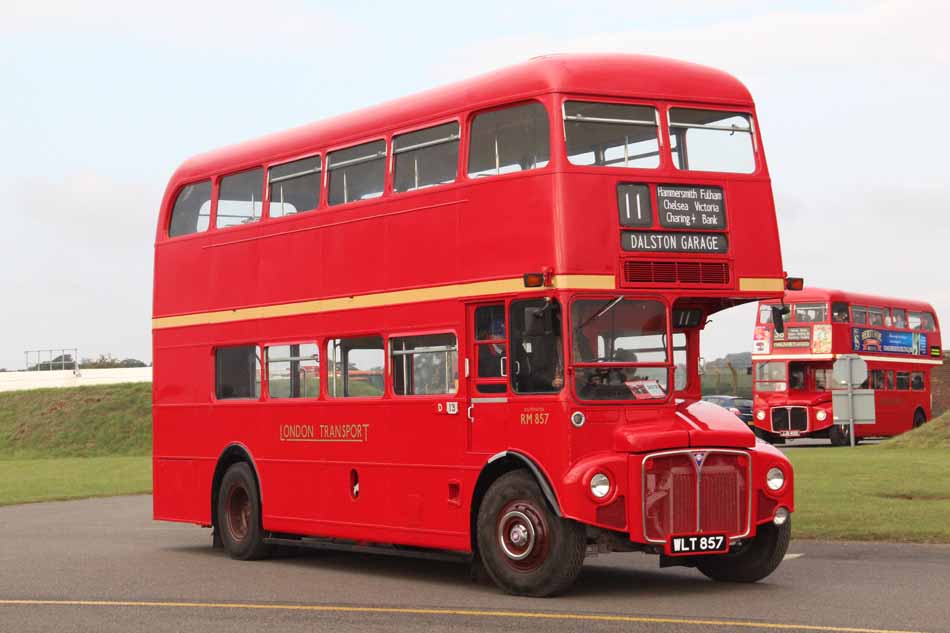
[669,108,756,174]
[793,303,827,323]
[563,101,659,169]
[468,102,550,178]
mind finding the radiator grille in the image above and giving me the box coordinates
[622,260,729,286]
[643,451,750,542]
[771,407,808,432]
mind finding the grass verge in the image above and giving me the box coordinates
[787,443,950,543]
[0,456,151,506]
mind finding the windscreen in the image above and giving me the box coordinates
[571,299,669,401]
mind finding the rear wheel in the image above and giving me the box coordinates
[913,409,927,429]
[476,470,585,597]
[216,462,271,561]
[829,424,853,446]
[697,519,791,583]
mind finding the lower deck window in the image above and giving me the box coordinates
[215,345,261,399]
[895,372,910,390]
[267,344,319,398]
[327,336,384,397]
[391,333,458,395]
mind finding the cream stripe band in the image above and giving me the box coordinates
[152,274,616,330]
[752,354,942,366]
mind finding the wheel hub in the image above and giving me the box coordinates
[226,484,251,542]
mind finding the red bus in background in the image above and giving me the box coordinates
[153,54,796,596]
[752,288,942,445]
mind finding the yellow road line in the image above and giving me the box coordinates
[0,599,926,633]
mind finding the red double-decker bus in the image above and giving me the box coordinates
[153,54,795,596]
[752,288,942,445]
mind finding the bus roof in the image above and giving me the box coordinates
[763,288,938,314]
[171,54,754,183]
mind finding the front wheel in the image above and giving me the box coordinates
[216,462,271,561]
[476,470,585,597]
[697,519,791,583]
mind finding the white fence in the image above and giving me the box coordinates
[0,368,152,392]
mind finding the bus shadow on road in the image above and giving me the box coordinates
[166,543,780,598]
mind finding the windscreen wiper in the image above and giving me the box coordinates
[574,296,623,331]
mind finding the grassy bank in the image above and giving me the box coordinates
[0,383,152,505]
[0,382,151,458]
[787,412,950,543]
[0,456,151,506]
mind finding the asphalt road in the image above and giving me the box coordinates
[1,496,948,633]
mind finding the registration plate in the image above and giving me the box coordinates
[779,431,800,437]
[665,534,729,556]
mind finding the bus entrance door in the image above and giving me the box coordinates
[467,303,509,453]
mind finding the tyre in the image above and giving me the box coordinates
[476,470,585,597]
[216,462,271,561]
[829,424,852,446]
[913,409,926,429]
[697,519,791,583]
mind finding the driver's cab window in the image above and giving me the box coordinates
[788,362,806,391]
[509,298,563,393]
[571,298,669,401]
[673,332,688,391]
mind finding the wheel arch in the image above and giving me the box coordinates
[211,443,263,544]
[470,451,562,552]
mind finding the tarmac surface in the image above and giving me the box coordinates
[1,495,949,633]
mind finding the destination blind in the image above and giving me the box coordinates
[657,185,726,229]
[621,231,728,254]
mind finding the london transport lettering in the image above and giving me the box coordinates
[279,423,371,443]
[657,185,726,229]
[621,231,728,254]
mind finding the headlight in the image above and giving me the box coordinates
[816,410,828,421]
[590,473,611,498]
[766,467,785,491]
[756,410,766,421]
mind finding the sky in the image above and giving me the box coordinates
[1,0,948,369]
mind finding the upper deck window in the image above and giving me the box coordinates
[268,155,321,218]
[168,180,212,238]
[564,101,659,169]
[758,304,773,324]
[216,168,265,229]
[393,122,460,192]
[892,308,907,328]
[867,307,886,327]
[669,108,755,174]
[832,302,850,323]
[909,311,936,331]
[468,102,550,178]
[794,303,827,323]
[852,305,868,324]
[328,140,386,206]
